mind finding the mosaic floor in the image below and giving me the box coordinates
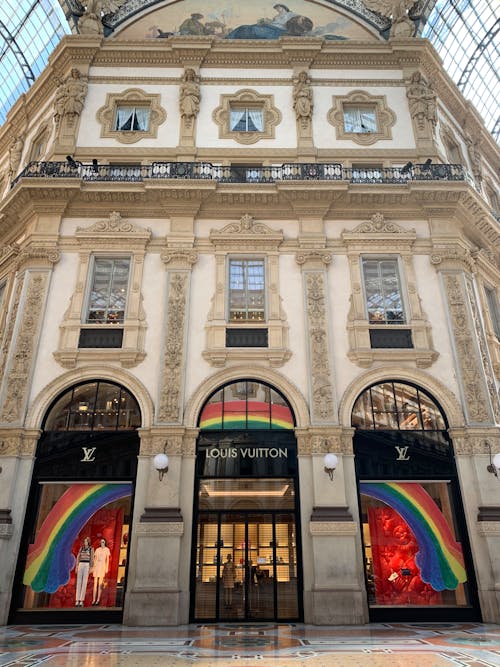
[1,623,500,666]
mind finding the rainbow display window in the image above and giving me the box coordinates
[22,482,132,610]
[360,481,470,608]
[199,381,294,431]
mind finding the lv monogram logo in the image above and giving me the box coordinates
[395,446,410,461]
[81,447,97,463]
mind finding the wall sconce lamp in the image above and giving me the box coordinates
[486,441,500,479]
[153,451,169,481]
[323,453,339,481]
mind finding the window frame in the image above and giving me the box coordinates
[213,89,281,145]
[227,257,266,323]
[97,88,166,144]
[342,104,378,134]
[328,90,396,146]
[229,106,264,133]
[484,285,500,340]
[361,255,407,326]
[84,255,132,325]
[114,105,151,132]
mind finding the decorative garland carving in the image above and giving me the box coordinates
[442,274,490,423]
[76,211,150,237]
[211,213,283,241]
[305,273,334,422]
[0,273,48,423]
[352,212,411,235]
[158,273,188,422]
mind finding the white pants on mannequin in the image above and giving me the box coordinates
[75,562,90,605]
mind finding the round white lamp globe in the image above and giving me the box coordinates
[492,453,500,470]
[323,453,338,471]
[153,453,169,471]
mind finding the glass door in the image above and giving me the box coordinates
[193,508,300,621]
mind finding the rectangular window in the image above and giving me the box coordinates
[228,259,265,322]
[86,258,131,324]
[485,286,500,339]
[343,106,377,133]
[362,258,405,324]
[229,108,264,132]
[114,106,150,131]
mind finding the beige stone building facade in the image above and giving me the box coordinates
[0,0,498,627]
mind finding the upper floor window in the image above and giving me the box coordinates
[352,381,446,430]
[228,259,265,321]
[114,106,150,132]
[485,286,500,339]
[230,107,264,133]
[343,105,377,133]
[86,257,130,324]
[362,257,405,324]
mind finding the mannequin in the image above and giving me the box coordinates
[75,537,94,606]
[92,538,111,605]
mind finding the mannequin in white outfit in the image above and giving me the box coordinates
[92,538,111,605]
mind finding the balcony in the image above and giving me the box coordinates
[12,161,470,186]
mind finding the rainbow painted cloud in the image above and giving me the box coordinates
[360,482,466,591]
[24,483,131,593]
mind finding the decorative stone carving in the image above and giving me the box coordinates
[361,0,417,37]
[179,68,200,127]
[53,69,88,128]
[293,71,313,125]
[8,135,24,181]
[16,247,60,272]
[309,521,358,536]
[158,273,189,423]
[406,71,437,140]
[161,249,198,268]
[78,0,126,34]
[295,250,332,266]
[304,272,334,422]
[0,273,48,424]
[430,244,475,273]
[442,273,492,423]
[465,133,483,185]
[352,212,411,235]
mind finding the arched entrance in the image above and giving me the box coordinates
[10,380,141,624]
[352,380,481,622]
[190,379,302,622]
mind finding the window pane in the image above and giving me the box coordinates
[115,107,150,131]
[344,107,377,133]
[87,258,130,324]
[229,259,265,321]
[230,108,263,132]
[363,258,405,324]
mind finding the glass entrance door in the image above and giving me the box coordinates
[193,510,299,621]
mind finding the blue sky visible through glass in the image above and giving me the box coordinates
[0,0,70,124]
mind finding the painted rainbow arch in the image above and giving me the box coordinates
[360,482,467,591]
[23,483,132,594]
[199,400,294,430]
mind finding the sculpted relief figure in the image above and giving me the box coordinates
[361,0,417,37]
[293,71,313,125]
[179,68,200,125]
[406,71,437,134]
[53,69,88,127]
[78,0,127,34]
[8,135,24,180]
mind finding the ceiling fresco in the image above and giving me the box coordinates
[104,0,385,40]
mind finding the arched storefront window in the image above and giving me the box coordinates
[43,381,141,431]
[192,380,301,623]
[352,380,480,622]
[10,381,141,624]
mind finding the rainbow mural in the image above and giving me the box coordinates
[23,483,132,593]
[199,400,294,430]
[360,482,466,591]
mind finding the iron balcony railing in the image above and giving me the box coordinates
[12,160,471,186]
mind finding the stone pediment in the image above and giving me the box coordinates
[76,211,152,240]
[209,214,283,251]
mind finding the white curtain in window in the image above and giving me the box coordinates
[116,107,134,130]
[248,109,263,131]
[344,107,376,133]
[135,108,150,131]
[230,109,246,130]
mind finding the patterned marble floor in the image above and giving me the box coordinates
[1,622,500,667]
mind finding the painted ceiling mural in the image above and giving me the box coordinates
[109,0,381,41]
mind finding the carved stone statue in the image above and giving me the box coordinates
[78,0,126,34]
[406,71,437,131]
[293,71,313,125]
[53,69,88,127]
[465,133,483,184]
[8,135,24,180]
[179,68,200,125]
[361,0,417,37]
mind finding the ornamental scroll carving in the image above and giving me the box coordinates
[158,273,189,423]
[352,212,412,235]
[0,273,48,424]
[305,272,334,422]
[442,274,491,423]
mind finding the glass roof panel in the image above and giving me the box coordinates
[0,0,70,124]
[421,0,499,142]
